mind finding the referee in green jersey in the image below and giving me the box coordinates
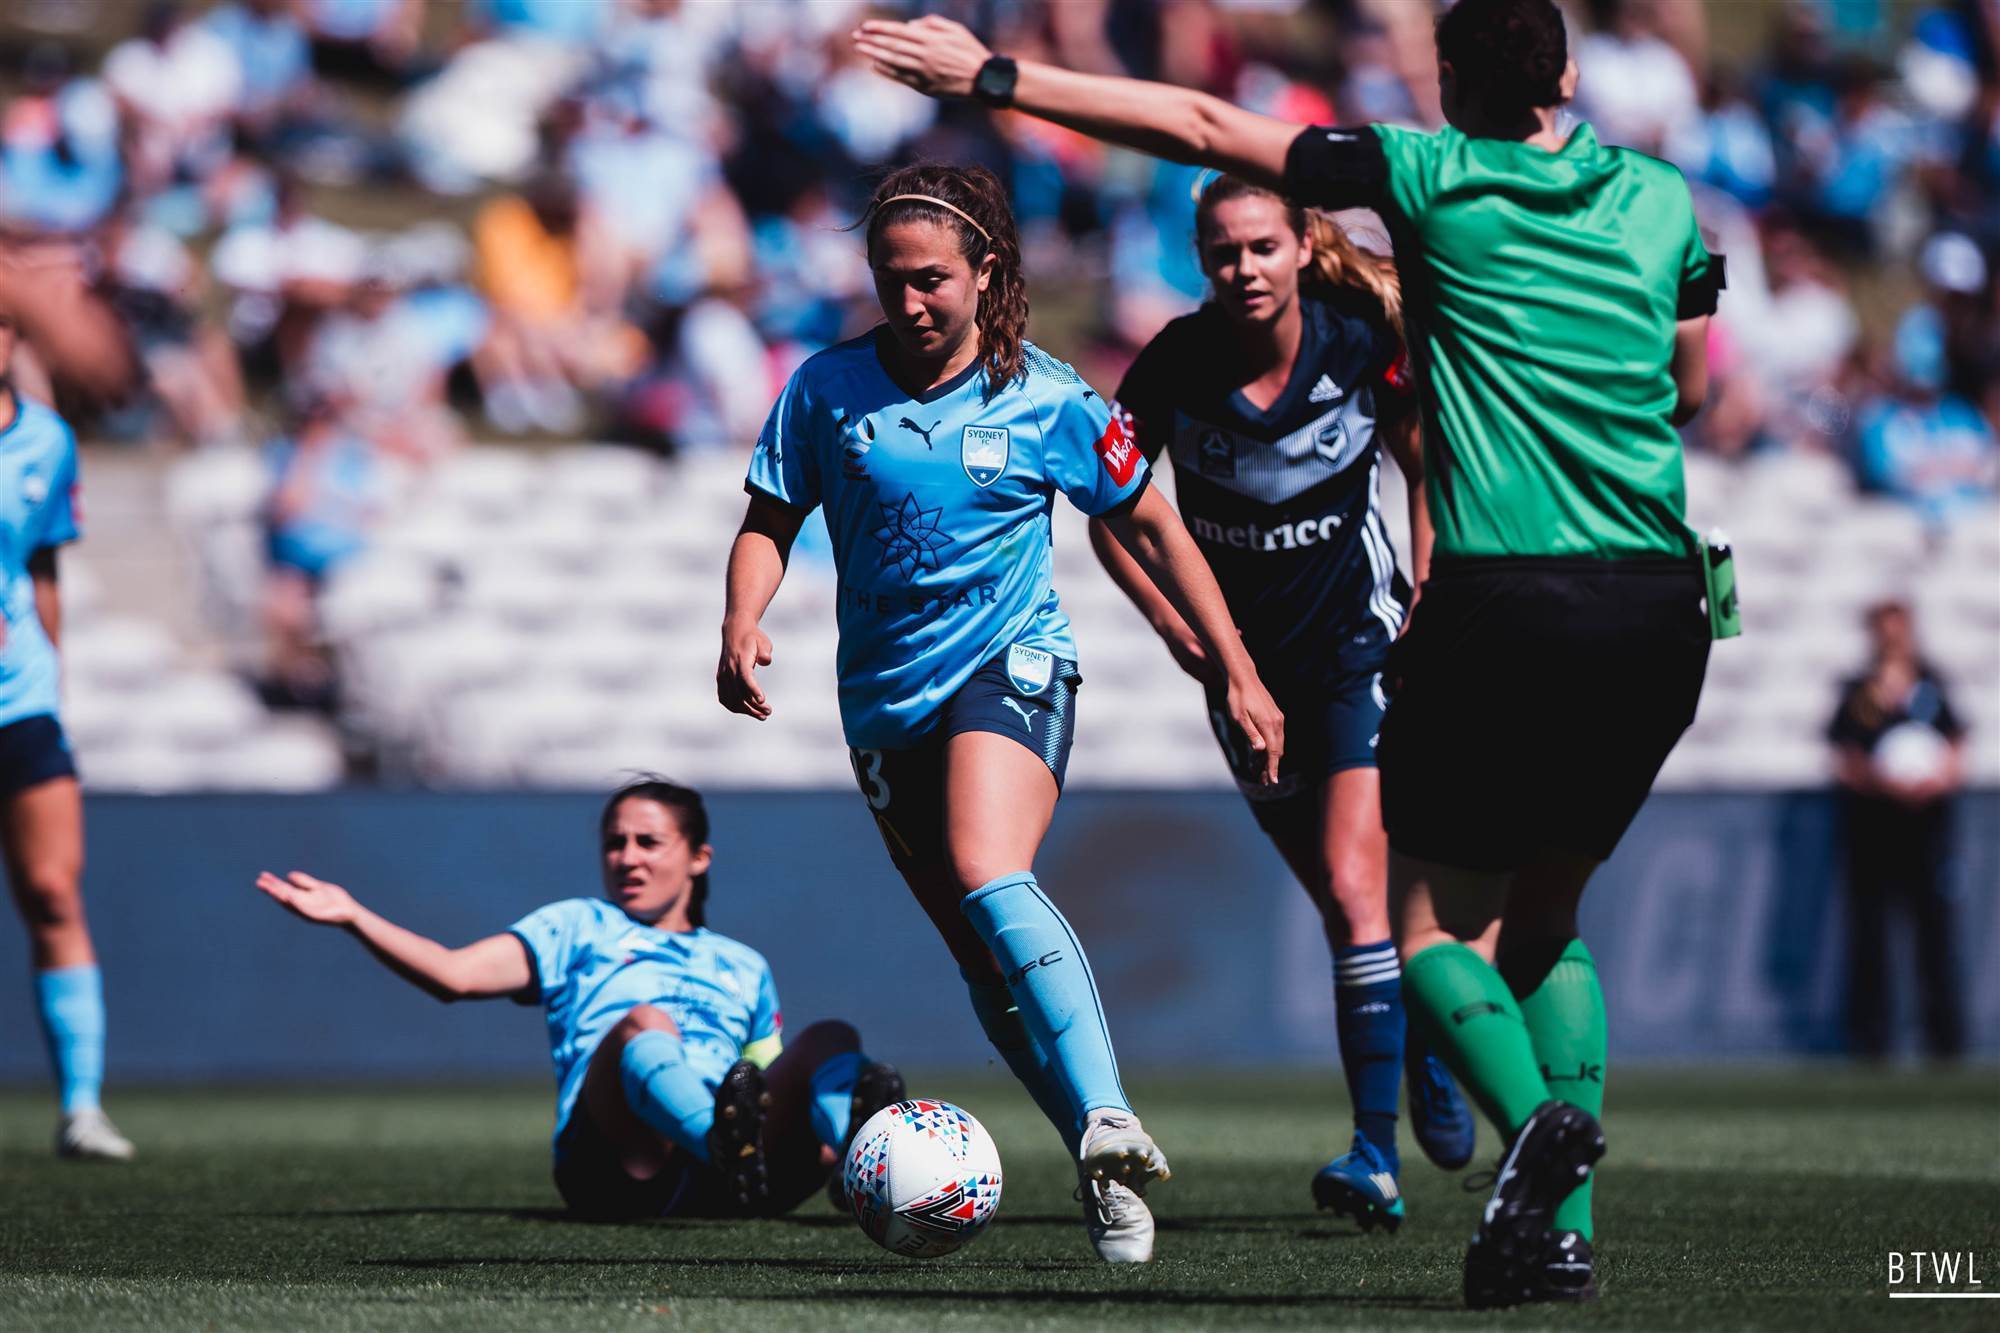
[858,0,1722,1307]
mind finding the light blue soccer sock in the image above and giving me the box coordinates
[35,965,105,1114]
[618,1030,714,1162]
[1332,940,1404,1169]
[807,1051,863,1150]
[961,872,1132,1124]
[963,968,1082,1154]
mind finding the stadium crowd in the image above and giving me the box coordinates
[0,0,1992,710]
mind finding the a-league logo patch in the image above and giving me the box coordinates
[1005,643,1053,696]
[961,425,1010,488]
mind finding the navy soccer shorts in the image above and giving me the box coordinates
[1205,666,1385,840]
[0,714,78,799]
[849,645,1080,870]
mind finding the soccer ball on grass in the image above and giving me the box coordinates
[842,1099,1002,1258]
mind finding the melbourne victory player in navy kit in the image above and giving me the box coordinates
[1093,175,1471,1229]
[721,163,1284,1263]
[258,779,906,1220]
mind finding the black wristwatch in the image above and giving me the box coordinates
[972,56,1018,108]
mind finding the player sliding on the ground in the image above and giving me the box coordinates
[719,161,1285,1263]
[857,0,1721,1306]
[0,314,132,1162]
[1090,174,1474,1229]
[254,777,906,1220]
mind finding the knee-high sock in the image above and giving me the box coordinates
[1402,942,1549,1139]
[618,1030,714,1162]
[807,1051,863,1151]
[1333,940,1403,1167]
[35,965,105,1114]
[963,968,1081,1154]
[961,872,1131,1125]
[1504,938,1607,1239]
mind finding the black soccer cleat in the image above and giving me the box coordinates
[827,1060,906,1212]
[708,1059,772,1213]
[1539,1229,1599,1302]
[1463,1101,1605,1310]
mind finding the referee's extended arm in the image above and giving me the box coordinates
[854,16,1303,188]
[1670,317,1710,426]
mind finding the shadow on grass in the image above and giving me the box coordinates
[358,1256,1090,1274]
[730,1287,1460,1311]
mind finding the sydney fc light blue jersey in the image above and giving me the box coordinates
[509,898,782,1143]
[0,396,81,730]
[748,330,1148,747]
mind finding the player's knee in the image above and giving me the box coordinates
[793,1019,860,1059]
[610,1006,679,1044]
[945,851,1023,898]
[14,868,83,931]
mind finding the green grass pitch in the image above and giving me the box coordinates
[2,1069,1995,1331]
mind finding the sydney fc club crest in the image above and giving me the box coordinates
[961,425,1010,488]
[1005,643,1053,696]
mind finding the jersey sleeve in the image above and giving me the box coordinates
[745,366,821,511]
[1676,200,1726,319]
[1113,338,1174,464]
[31,420,82,552]
[1036,372,1149,516]
[507,900,589,1004]
[739,958,783,1068]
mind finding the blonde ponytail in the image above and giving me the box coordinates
[1300,210,1403,340]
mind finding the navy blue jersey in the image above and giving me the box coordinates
[1116,290,1411,688]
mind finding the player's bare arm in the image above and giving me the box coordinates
[719,494,808,721]
[852,16,1303,187]
[253,870,531,1001]
[1098,486,1285,782]
[1670,316,1710,426]
[1382,400,1433,602]
[1087,517,1214,685]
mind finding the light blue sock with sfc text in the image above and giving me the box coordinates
[35,965,105,1114]
[618,1030,714,1162]
[961,872,1131,1126]
[963,968,1082,1154]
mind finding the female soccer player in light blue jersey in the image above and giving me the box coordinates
[720,162,1285,1263]
[256,778,906,1220]
[0,315,132,1161]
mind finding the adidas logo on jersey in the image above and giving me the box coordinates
[1308,374,1343,404]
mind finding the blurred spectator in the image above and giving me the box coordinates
[97,210,247,448]
[1895,231,2000,418]
[0,44,123,235]
[203,0,312,130]
[209,176,365,382]
[1668,66,1778,209]
[1855,311,1998,529]
[1575,0,1702,154]
[301,254,470,462]
[301,0,426,85]
[1741,219,1861,441]
[1827,600,1968,1062]
[103,2,244,203]
[260,392,411,708]
[471,173,644,434]
[1790,56,1923,256]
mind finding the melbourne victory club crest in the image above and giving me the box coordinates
[1005,644,1053,696]
[961,425,1010,488]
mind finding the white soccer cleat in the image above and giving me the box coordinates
[57,1107,135,1161]
[1077,1108,1170,1191]
[1081,1176,1155,1263]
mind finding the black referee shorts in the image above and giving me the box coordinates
[1378,556,1710,872]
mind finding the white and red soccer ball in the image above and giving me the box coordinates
[842,1099,1003,1259]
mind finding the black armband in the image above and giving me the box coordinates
[1282,125,1388,211]
[1677,254,1727,319]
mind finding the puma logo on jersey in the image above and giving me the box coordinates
[1000,697,1037,731]
[1308,374,1343,403]
[899,417,942,449]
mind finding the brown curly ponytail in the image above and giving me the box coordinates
[1195,174,1403,339]
[863,162,1028,397]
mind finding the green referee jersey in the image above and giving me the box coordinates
[1283,121,1724,560]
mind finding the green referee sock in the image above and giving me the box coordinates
[1504,938,1607,1241]
[1403,942,1549,1138]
